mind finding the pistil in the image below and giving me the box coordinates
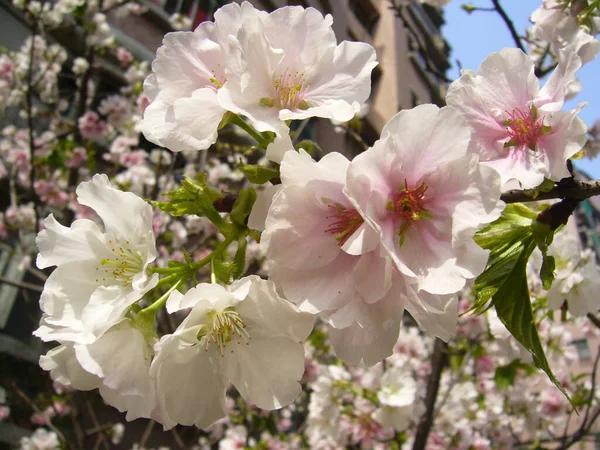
[503,105,551,151]
[388,179,432,246]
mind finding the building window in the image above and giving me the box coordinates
[348,0,380,36]
[572,338,591,361]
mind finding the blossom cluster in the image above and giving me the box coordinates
[0,0,598,445]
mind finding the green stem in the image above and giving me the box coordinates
[229,114,270,148]
[136,279,183,326]
[210,259,217,284]
[149,266,182,274]
[155,273,182,288]
[189,233,236,271]
[149,232,237,277]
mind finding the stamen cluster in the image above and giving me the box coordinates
[98,239,144,285]
[504,106,548,150]
[388,180,432,245]
[272,69,310,110]
[324,203,364,246]
[199,308,251,356]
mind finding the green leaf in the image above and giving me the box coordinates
[448,352,465,374]
[230,187,257,227]
[531,219,556,290]
[473,204,571,404]
[492,241,570,403]
[540,255,556,290]
[232,236,248,280]
[494,362,518,391]
[238,161,280,184]
[461,3,476,13]
[295,139,323,155]
[518,178,556,200]
[212,259,238,284]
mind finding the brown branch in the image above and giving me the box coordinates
[536,197,580,231]
[85,397,110,450]
[0,275,43,292]
[501,179,600,204]
[65,46,95,225]
[412,338,447,450]
[490,0,526,53]
[25,26,41,232]
[588,313,600,329]
[12,382,67,444]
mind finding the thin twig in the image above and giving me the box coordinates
[0,275,43,292]
[582,345,600,429]
[292,119,310,145]
[27,265,48,281]
[13,382,67,444]
[25,25,41,232]
[587,313,600,329]
[85,398,110,450]
[171,428,185,448]
[71,398,85,450]
[434,350,470,418]
[490,0,526,52]
[139,420,155,447]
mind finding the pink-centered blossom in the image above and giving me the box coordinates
[256,149,457,364]
[446,48,587,189]
[345,104,504,296]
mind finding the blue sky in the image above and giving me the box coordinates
[442,0,600,178]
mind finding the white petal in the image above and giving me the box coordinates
[36,215,105,269]
[223,335,305,410]
[247,184,281,232]
[39,344,101,391]
[75,174,155,246]
[235,276,314,342]
[151,337,227,429]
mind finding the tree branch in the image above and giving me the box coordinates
[25,26,41,232]
[412,338,447,450]
[500,179,600,203]
[490,0,526,53]
[0,275,43,292]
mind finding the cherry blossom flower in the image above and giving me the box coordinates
[138,2,265,152]
[530,0,599,66]
[218,5,377,162]
[258,149,459,360]
[372,366,423,432]
[548,254,600,316]
[34,174,158,344]
[150,276,313,429]
[345,104,504,296]
[446,47,587,189]
[19,428,60,450]
[39,318,156,421]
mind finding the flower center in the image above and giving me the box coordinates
[503,106,550,151]
[197,308,250,357]
[260,69,310,111]
[387,179,432,246]
[97,239,144,285]
[208,65,226,92]
[324,202,364,246]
